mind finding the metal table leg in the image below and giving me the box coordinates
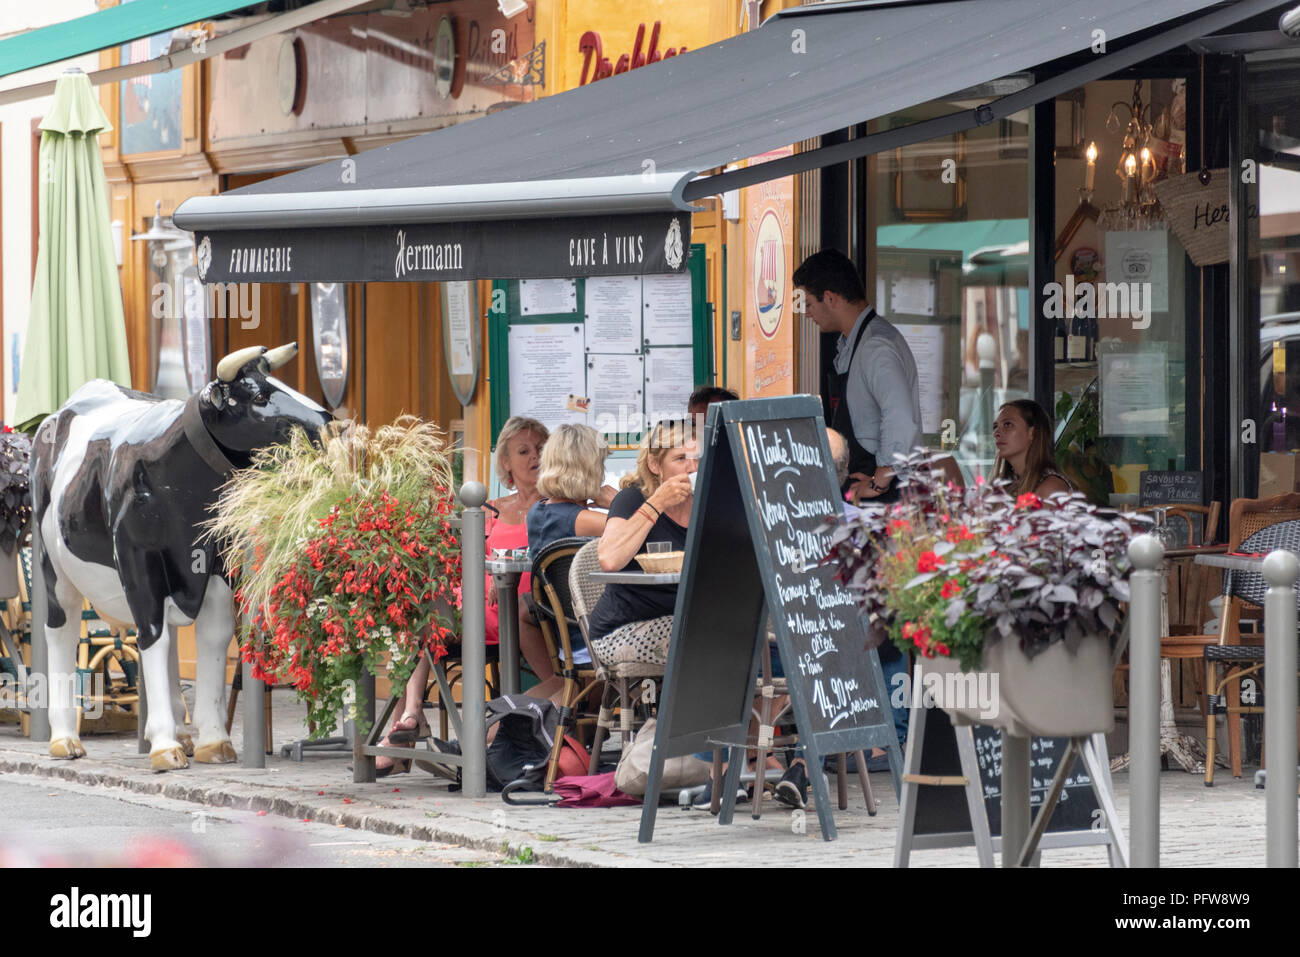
[493,572,521,696]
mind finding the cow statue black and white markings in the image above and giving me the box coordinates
[33,343,331,771]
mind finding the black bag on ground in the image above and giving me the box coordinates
[484,694,561,792]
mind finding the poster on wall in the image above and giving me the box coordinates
[896,323,946,434]
[588,354,645,435]
[584,276,642,353]
[642,273,693,345]
[519,278,578,315]
[1103,230,1169,312]
[1100,347,1168,436]
[644,347,695,425]
[508,324,586,425]
[744,146,796,398]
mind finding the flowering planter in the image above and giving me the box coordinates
[919,632,1115,738]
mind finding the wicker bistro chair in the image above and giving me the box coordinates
[1203,518,1300,786]
[568,539,665,772]
[530,537,601,792]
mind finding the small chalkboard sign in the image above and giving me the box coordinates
[972,727,1097,835]
[895,705,1126,867]
[638,396,901,843]
[1139,470,1204,506]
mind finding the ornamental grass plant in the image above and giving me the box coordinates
[204,416,461,734]
[826,452,1137,671]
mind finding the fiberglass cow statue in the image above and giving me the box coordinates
[32,343,331,771]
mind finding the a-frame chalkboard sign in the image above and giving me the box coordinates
[637,396,901,843]
[893,704,1128,867]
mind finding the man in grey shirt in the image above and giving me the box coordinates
[794,250,922,503]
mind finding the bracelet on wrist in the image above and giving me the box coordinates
[643,501,661,518]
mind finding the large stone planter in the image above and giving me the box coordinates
[917,632,1115,737]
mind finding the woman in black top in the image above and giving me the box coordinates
[587,419,697,664]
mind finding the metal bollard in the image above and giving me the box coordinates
[458,482,488,799]
[1262,550,1298,868]
[242,657,265,769]
[1127,534,1164,868]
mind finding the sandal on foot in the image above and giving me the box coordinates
[388,710,431,744]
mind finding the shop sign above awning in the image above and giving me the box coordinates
[175,0,1284,284]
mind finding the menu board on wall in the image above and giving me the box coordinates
[644,346,695,426]
[587,353,644,435]
[507,323,586,425]
[642,273,693,345]
[502,269,700,444]
[584,276,641,353]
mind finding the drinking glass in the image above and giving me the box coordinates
[646,541,670,555]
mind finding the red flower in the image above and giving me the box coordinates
[916,551,941,574]
[888,519,909,533]
[939,579,961,599]
[1016,492,1042,509]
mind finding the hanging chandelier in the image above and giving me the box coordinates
[1097,80,1165,232]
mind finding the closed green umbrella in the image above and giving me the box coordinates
[15,69,132,432]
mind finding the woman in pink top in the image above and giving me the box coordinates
[376,417,550,775]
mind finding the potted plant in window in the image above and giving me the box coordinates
[204,416,461,736]
[0,426,33,599]
[826,452,1136,737]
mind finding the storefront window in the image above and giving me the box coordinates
[1051,79,1189,505]
[1249,58,1300,499]
[870,93,1029,483]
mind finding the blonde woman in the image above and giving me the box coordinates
[586,419,698,664]
[377,416,551,776]
[526,423,616,555]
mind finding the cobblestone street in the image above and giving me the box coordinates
[0,690,1275,868]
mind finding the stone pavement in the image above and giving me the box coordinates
[0,690,1276,867]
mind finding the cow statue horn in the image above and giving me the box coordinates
[216,346,266,382]
[263,342,298,371]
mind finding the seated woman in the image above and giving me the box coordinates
[991,399,1073,501]
[376,416,550,776]
[527,423,615,555]
[587,419,697,667]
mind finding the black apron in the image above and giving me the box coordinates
[827,309,900,504]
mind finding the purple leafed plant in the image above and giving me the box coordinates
[824,450,1140,670]
[0,427,32,553]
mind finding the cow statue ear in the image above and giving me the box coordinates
[200,382,225,409]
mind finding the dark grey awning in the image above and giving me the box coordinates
[175,0,1283,284]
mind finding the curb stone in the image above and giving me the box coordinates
[0,753,650,868]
